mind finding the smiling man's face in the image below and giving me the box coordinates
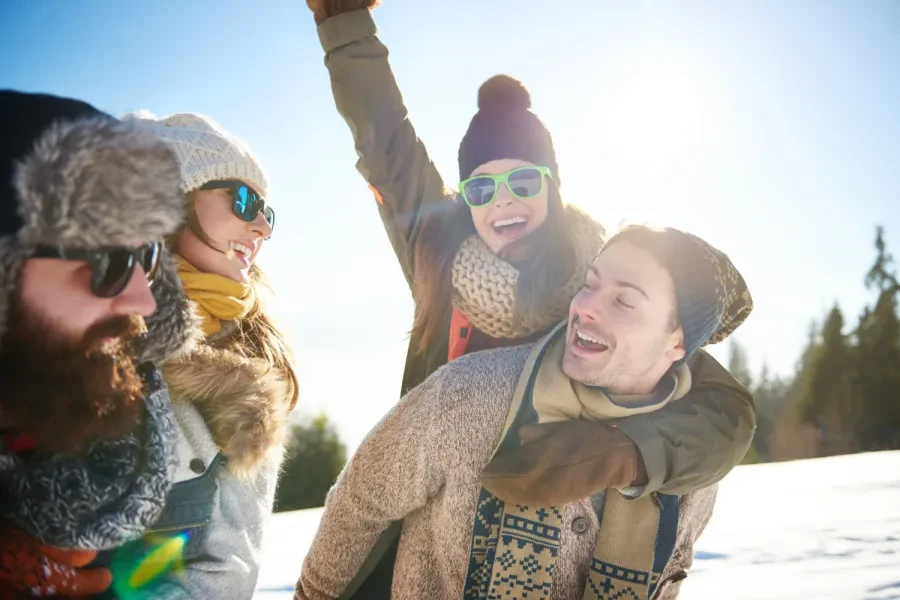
[562,240,686,395]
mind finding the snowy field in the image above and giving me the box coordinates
[254,451,900,599]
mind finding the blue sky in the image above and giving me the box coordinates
[3,0,898,451]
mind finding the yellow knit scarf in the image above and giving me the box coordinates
[175,255,255,337]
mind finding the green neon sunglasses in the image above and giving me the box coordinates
[458,165,553,208]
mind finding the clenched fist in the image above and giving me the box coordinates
[307,0,381,25]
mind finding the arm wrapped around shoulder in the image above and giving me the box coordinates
[480,421,643,507]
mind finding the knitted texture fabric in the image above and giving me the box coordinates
[124,111,268,197]
[463,490,664,600]
[0,367,178,550]
[293,345,716,600]
[530,323,693,425]
[451,205,605,339]
[174,254,255,337]
[599,226,753,360]
[458,75,559,182]
[0,525,112,598]
[463,335,677,600]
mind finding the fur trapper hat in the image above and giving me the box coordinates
[0,89,198,364]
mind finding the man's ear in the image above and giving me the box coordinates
[665,326,686,363]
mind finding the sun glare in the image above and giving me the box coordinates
[601,59,710,178]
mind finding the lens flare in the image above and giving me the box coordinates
[110,531,189,598]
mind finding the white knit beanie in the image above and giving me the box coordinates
[124,111,268,198]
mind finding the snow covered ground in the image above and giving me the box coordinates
[254,450,900,599]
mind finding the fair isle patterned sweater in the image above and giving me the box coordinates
[295,346,717,600]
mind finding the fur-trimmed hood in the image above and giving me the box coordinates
[162,332,293,474]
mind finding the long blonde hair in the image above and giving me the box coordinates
[174,192,300,409]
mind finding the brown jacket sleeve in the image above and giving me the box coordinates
[615,349,757,497]
[317,9,450,287]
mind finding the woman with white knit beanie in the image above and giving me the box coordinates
[111,111,298,599]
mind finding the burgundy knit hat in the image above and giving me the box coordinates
[457,75,560,184]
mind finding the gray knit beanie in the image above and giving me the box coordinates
[599,225,753,360]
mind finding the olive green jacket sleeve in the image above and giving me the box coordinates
[615,349,757,497]
[317,9,449,287]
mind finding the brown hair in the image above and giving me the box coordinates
[410,181,576,353]
[174,192,300,409]
[599,224,682,333]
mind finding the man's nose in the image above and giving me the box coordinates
[572,291,605,324]
[111,265,157,317]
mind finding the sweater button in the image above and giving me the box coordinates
[189,459,206,474]
[572,517,589,535]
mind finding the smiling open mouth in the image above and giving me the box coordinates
[575,329,609,352]
[492,216,529,237]
[227,241,253,263]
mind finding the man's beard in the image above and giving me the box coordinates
[0,300,148,455]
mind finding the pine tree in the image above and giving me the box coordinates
[753,364,790,422]
[864,226,899,294]
[770,321,823,461]
[727,339,753,390]
[798,306,856,455]
[273,414,347,512]
[788,321,822,420]
[856,226,900,450]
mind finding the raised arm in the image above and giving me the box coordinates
[311,4,450,285]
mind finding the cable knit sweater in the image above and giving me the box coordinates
[295,346,717,600]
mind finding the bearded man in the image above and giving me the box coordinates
[0,90,197,598]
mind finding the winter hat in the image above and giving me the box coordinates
[458,75,560,183]
[0,93,100,239]
[125,111,268,197]
[599,224,754,360]
[0,89,198,364]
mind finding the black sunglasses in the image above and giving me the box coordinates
[199,180,275,239]
[33,242,161,298]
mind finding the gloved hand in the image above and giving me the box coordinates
[306,0,382,25]
[480,421,648,507]
[0,523,111,598]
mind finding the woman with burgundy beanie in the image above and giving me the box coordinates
[305,1,756,598]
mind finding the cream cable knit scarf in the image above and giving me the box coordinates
[451,205,606,339]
